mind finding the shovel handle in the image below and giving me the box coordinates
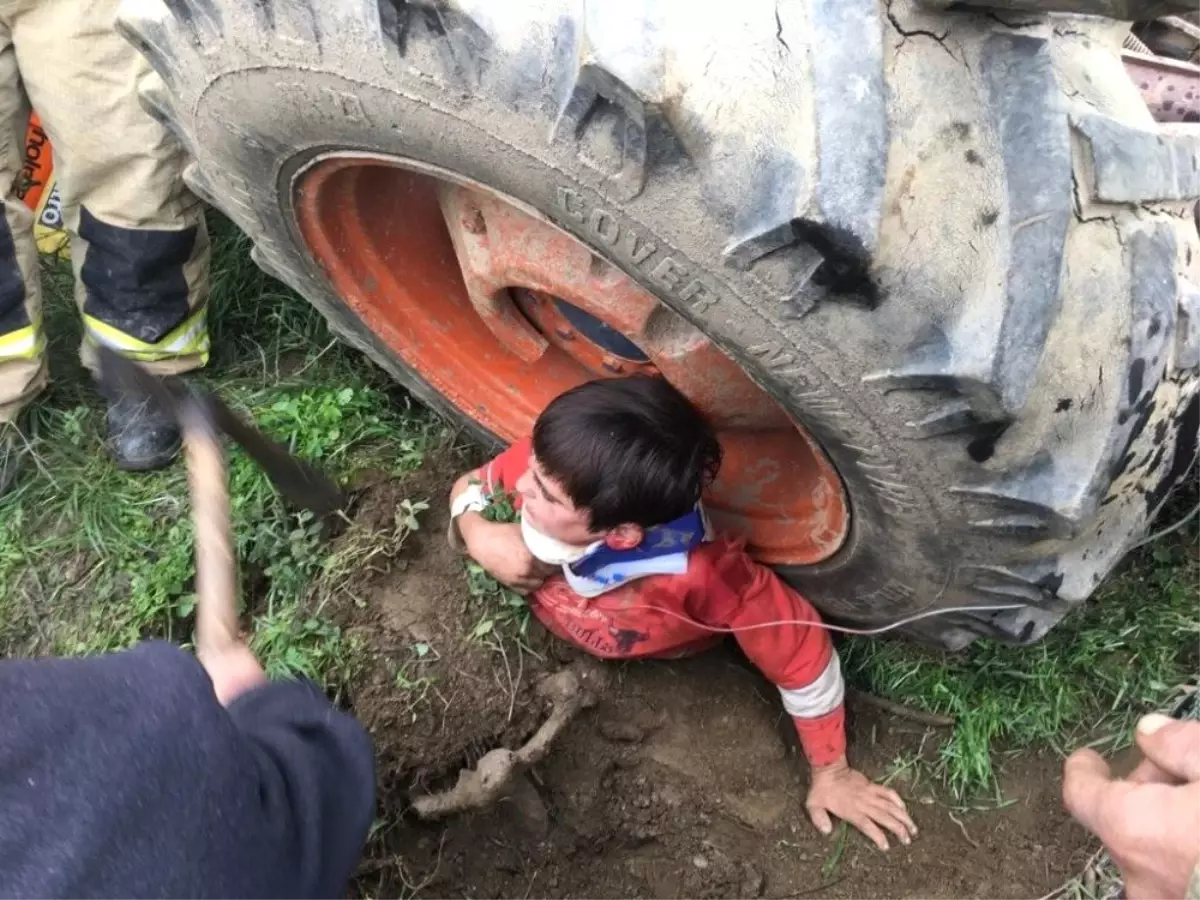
[182,409,240,659]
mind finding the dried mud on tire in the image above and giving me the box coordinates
[330,462,1095,900]
[122,0,1200,650]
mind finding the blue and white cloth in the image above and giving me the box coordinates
[561,506,712,598]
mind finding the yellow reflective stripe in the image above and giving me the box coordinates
[83,307,209,363]
[0,323,45,360]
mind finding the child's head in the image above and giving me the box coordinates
[516,375,722,548]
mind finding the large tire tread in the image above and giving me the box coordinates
[117,0,1200,648]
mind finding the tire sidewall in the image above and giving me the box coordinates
[195,64,978,638]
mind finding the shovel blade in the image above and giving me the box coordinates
[93,345,345,516]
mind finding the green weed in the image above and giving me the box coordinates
[819,822,849,881]
[842,485,1199,798]
[384,639,441,726]
[0,214,441,695]
[464,560,534,644]
[462,486,535,646]
[479,487,519,524]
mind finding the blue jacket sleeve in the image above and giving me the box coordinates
[225,673,377,898]
[0,640,375,899]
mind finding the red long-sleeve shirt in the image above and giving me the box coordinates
[462,438,847,767]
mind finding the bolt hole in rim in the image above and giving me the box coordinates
[295,157,849,565]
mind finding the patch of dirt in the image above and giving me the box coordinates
[332,462,1095,900]
[329,455,559,793]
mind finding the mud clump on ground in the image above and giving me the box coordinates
[325,461,1095,899]
[329,459,559,786]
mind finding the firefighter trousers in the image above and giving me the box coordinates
[0,0,210,423]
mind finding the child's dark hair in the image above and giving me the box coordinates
[532,375,723,531]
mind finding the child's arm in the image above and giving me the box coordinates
[448,438,555,593]
[449,473,546,593]
[692,548,916,850]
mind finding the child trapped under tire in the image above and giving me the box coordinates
[448,374,916,850]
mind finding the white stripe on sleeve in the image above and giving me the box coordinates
[778,654,845,719]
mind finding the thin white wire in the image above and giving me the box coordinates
[1124,501,1200,555]
[616,600,1026,637]
[521,467,1199,638]
[618,489,1200,638]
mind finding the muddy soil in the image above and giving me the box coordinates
[332,457,559,792]
[335,461,1095,899]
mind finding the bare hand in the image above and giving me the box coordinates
[1062,715,1200,900]
[806,759,916,850]
[198,642,268,707]
[460,518,556,593]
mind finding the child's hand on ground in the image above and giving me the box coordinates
[806,758,916,850]
[459,518,556,593]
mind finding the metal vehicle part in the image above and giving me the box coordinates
[117,0,1200,648]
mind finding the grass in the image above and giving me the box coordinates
[1046,685,1200,900]
[841,486,1199,799]
[0,210,1194,812]
[464,559,536,645]
[465,488,536,649]
[0,214,444,694]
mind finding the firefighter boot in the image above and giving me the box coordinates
[104,390,182,472]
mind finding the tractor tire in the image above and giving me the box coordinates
[919,1,1198,19]
[118,0,1200,649]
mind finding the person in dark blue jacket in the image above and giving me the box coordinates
[0,635,375,899]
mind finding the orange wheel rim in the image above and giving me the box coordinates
[295,159,849,565]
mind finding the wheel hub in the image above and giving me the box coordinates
[295,158,849,565]
[516,290,658,377]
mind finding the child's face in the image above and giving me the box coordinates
[515,454,603,547]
